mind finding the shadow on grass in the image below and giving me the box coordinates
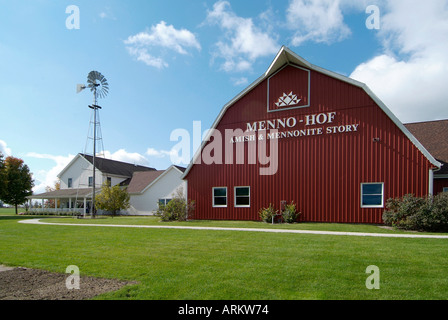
[0,215,52,221]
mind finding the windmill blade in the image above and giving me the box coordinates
[87,71,109,99]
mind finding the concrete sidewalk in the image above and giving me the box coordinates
[18,219,448,239]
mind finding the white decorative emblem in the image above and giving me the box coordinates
[274,91,301,107]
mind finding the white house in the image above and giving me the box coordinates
[126,165,186,215]
[28,153,185,215]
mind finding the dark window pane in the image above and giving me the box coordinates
[236,197,250,206]
[214,188,227,197]
[362,195,382,206]
[214,197,227,206]
[236,187,249,196]
[363,184,382,195]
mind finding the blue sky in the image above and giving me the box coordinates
[1,0,447,194]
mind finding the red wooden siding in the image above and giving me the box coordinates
[185,65,435,224]
[434,178,448,194]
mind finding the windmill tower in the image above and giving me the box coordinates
[77,71,109,218]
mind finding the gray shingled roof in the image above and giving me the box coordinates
[80,153,155,177]
[405,119,448,174]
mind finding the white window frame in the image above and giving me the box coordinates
[68,178,73,188]
[361,182,384,208]
[158,198,172,207]
[234,186,250,208]
[213,187,228,208]
[88,176,93,187]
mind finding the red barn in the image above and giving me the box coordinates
[182,46,441,224]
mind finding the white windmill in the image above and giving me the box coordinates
[77,71,109,218]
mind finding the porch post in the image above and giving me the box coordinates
[83,198,87,216]
[69,198,72,210]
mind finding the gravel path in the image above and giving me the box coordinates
[19,218,448,239]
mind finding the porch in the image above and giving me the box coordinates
[27,188,98,216]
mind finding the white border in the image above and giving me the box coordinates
[234,186,250,208]
[212,187,227,208]
[361,182,384,208]
[267,64,311,113]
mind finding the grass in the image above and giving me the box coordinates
[1,211,448,299]
[0,207,26,215]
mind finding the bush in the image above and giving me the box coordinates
[282,202,300,223]
[382,193,448,232]
[27,210,81,217]
[156,188,195,222]
[259,204,278,223]
[383,194,425,230]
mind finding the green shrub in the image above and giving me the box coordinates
[282,202,300,223]
[383,194,425,230]
[259,204,278,223]
[156,188,195,222]
[383,193,448,232]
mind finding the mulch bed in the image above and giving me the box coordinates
[0,266,135,300]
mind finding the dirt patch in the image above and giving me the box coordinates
[0,266,136,300]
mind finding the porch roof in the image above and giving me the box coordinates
[28,188,95,199]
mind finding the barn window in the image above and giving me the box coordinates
[361,183,384,208]
[235,187,250,207]
[213,187,227,207]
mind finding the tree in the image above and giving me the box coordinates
[0,152,6,201]
[44,180,61,208]
[95,182,130,217]
[1,156,34,215]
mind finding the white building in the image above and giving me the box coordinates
[127,165,186,215]
[28,153,185,215]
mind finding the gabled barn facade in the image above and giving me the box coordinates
[182,47,441,224]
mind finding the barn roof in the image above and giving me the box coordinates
[182,46,441,179]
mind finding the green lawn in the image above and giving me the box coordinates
[0,207,26,215]
[1,213,448,300]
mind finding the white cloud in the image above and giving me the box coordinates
[146,147,177,158]
[99,6,116,20]
[231,77,249,86]
[350,0,448,123]
[26,152,75,194]
[286,0,351,45]
[126,47,168,69]
[0,140,12,156]
[206,1,279,72]
[125,21,201,68]
[103,149,149,166]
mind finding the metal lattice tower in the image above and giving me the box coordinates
[77,71,109,218]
